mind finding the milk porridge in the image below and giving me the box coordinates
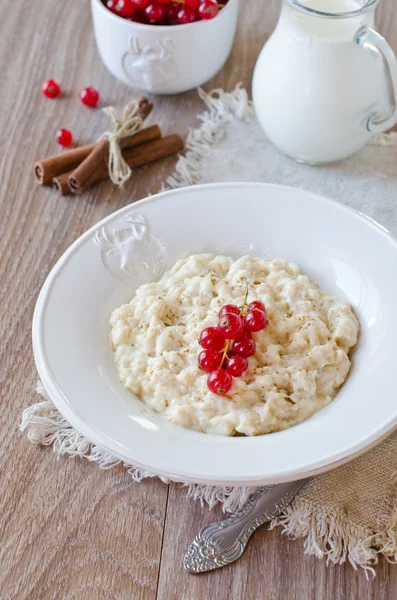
[109,254,359,436]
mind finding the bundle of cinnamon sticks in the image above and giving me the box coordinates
[34,98,184,196]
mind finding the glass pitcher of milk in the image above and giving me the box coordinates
[253,0,397,163]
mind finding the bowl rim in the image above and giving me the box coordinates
[91,0,238,31]
[32,182,397,485]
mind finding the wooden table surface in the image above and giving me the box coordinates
[2,1,397,598]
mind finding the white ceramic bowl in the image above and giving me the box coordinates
[33,183,397,486]
[90,0,239,94]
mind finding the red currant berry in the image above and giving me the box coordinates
[198,349,222,373]
[244,309,268,333]
[207,369,232,395]
[79,87,100,108]
[131,0,150,8]
[219,304,240,318]
[56,129,73,147]
[166,1,179,19]
[248,300,266,314]
[218,313,243,339]
[225,355,248,378]
[106,0,119,13]
[165,2,179,19]
[130,9,149,21]
[231,335,256,358]
[42,79,61,99]
[177,5,197,24]
[145,2,165,20]
[186,0,199,6]
[199,327,226,352]
[198,0,219,19]
[116,0,136,16]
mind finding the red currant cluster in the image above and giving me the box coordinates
[103,0,226,25]
[41,80,101,147]
[198,300,268,396]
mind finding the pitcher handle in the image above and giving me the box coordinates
[355,26,397,133]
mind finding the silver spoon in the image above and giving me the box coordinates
[184,479,306,573]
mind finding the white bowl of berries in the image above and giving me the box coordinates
[91,0,239,94]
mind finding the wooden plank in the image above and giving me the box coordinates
[0,0,176,598]
[157,1,397,599]
[1,0,397,598]
[157,483,397,600]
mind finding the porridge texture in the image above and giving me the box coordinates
[109,254,359,436]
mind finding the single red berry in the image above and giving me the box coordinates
[219,304,240,318]
[42,79,61,99]
[116,0,136,16]
[199,327,226,352]
[56,129,73,147]
[145,1,165,20]
[198,349,222,373]
[106,0,119,12]
[231,335,256,358]
[207,369,232,395]
[225,355,248,378]
[218,313,243,339]
[177,5,197,24]
[166,2,179,20]
[248,300,266,314]
[186,0,199,6]
[130,9,149,21]
[244,309,268,333]
[198,0,219,19]
[79,87,100,108]
[131,0,150,8]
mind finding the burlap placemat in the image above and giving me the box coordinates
[22,85,397,574]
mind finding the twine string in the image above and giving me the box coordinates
[100,101,144,186]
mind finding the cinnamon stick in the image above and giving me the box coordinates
[34,123,160,185]
[35,144,98,185]
[52,170,73,195]
[69,97,153,192]
[69,134,184,195]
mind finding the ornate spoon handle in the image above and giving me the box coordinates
[184,480,306,574]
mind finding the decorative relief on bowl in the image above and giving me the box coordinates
[122,36,179,89]
[94,213,167,288]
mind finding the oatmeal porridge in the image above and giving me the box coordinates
[109,254,359,436]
